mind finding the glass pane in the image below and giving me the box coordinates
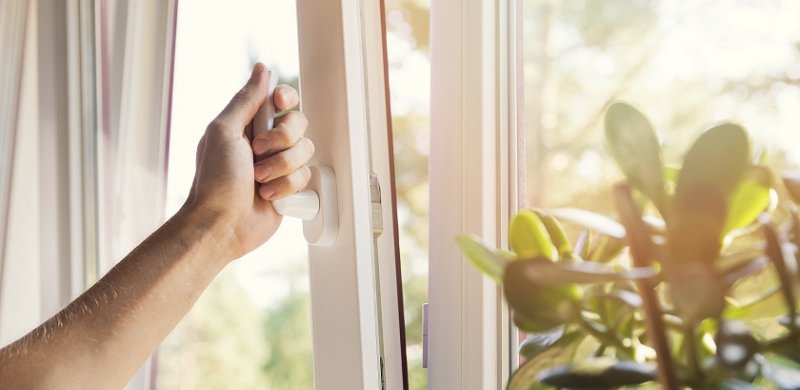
[383,1,431,389]
[157,1,312,388]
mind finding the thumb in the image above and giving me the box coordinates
[213,63,271,133]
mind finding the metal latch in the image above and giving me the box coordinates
[422,303,429,368]
[370,173,383,238]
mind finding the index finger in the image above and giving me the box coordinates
[274,84,299,113]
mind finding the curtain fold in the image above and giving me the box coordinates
[0,0,30,313]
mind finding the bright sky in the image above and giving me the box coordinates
[167,0,306,308]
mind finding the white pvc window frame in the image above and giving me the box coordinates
[297,0,406,388]
[428,0,520,388]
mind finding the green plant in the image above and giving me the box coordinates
[458,102,800,389]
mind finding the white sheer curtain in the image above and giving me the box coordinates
[0,0,32,346]
[0,4,178,389]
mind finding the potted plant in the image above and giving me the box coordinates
[458,102,800,389]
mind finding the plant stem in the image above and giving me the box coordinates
[763,219,798,334]
[684,324,703,385]
[576,313,633,359]
[614,184,680,390]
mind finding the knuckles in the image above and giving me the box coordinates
[206,119,228,134]
[284,111,309,128]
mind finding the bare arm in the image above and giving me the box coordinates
[0,63,312,389]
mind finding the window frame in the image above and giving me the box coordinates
[296,0,407,388]
[428,0,519,387]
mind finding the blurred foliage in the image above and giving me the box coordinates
[260,283,314,389]
[385,1,431,389]
[157,273,269,390]
[157,269,313,390]
[385,0,430,53]
[524,0,800,213]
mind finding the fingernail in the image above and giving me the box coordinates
[253,139,270,155]
[279,89,293,107]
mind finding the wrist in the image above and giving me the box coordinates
[174,204,240,266]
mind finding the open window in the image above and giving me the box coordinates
[157,1,408,388]
[0,0,409,389]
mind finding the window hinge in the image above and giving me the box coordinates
[422,303,429,369]
[370,172,383,238]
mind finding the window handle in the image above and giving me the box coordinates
[255,70,339,246]
[272,165,339,246]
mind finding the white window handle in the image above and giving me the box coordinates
[254,71,339,246]
[273,165,339,246]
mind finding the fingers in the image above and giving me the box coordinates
[258,166,312,201]
[274,84,299,113]
[254,137,315,184]
[211,63,270,134]
[251,111,308,157]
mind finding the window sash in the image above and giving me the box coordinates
[297,0,406,387]
[428,0,518,387]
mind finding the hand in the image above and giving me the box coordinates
[184,63,312,260]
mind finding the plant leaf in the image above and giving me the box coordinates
[721,256,769,287]
[511,258,658,287]
[507,332,585,390]
[510,211,556,260]
[547,208,626,239]
[519,326,566,360]
[456,235,509,283]
[538,357,656,388]
[725,286,784,320]
[664,165,681,184]
[604,102,666,210]
[671,124,750,261]
[717,378,763,390]
[675,123,750,211]
[586,235,627,263]
[594,288,643,308]
[504,259,583,330]
[723,166,773,237]
[783,173,800,204]
[717,247,766,274]
[762,220,797,326]
[535,211,574,259]
[666,261,726,323]
[574,230,592,260]
[759,353,800,389]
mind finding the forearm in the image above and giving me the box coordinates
[0,207,234,389]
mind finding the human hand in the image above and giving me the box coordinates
[184,63,312,261]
